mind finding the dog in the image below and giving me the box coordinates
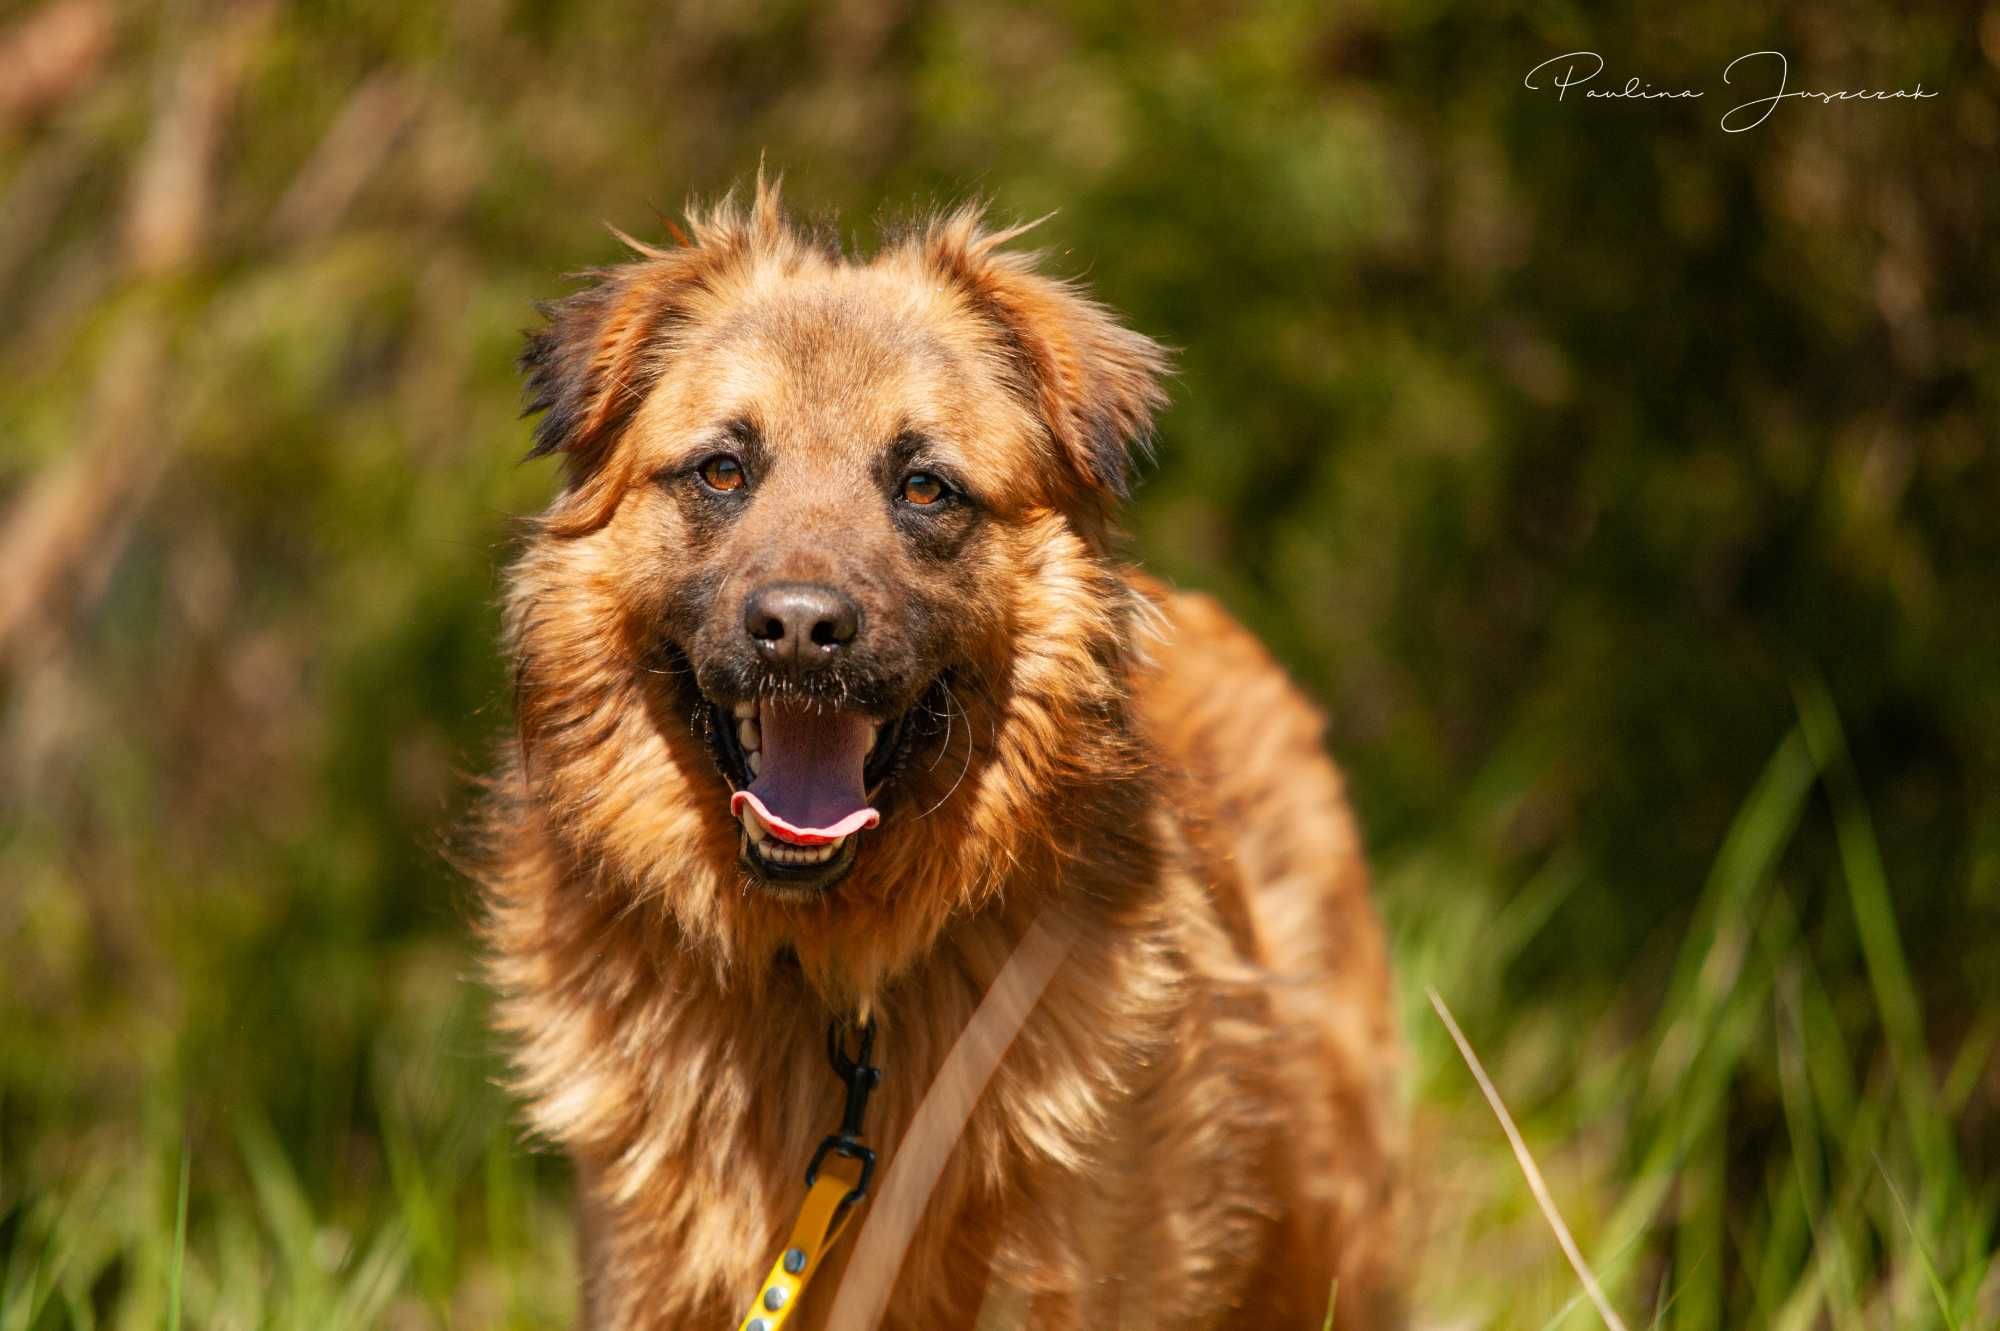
[477,176,1405,1330]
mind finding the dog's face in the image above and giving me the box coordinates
[505,186,1166,992]
[625,261,1043,894]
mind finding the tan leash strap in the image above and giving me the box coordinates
[825,910,1077,1331]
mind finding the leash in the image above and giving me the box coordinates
[734,1017,881,1331]
[824,912,1076,1331]
[734,907,1077,1330]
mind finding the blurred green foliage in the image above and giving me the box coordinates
[1,0,1996,1326]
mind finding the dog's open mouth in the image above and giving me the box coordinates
[705,694,916,889]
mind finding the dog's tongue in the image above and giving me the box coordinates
[729,702,881,845]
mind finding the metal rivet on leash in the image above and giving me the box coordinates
[764,1287,788,1311]
[782,1248,806,1274]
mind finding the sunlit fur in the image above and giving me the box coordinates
[477,175,1405,1330]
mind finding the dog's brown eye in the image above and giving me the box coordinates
[901,472,946,506]
[699,456,745,493]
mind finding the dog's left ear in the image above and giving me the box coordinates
[922,209,1170,513]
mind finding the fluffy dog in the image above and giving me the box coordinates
[478,177,1404,1330]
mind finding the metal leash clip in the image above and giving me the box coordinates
[805,1017,879,1219]
[736,1017,883,1331]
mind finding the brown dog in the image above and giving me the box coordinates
[478,177,1404,1330]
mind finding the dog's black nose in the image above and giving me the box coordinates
[743,582,860,670]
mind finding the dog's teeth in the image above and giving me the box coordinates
[752,834,844,867]
[732,700,756,720]
[739,805,768,843]
[747,750,762,776]
[737,718,761,752]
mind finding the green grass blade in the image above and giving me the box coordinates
[1646,727,1818,1099]
[1769,961,1861,1331]
[236,1106,333,1322]
[1877,1157,1961,1331]
[1793,679,1952,1189]
[167,1141,191,1331]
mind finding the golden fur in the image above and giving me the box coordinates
[477,177,1404,1329]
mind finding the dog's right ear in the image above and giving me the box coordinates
[521,176,800,489]
[519,253,688,483]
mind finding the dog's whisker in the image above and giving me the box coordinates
[916,681,975,819]
[925,678,957,772]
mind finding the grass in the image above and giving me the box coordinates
[166,1147,187,1331]
[1400,716,1996,1329]
[0,989,578,1331]
[1429,987,1627,1331]
[1,708,1994,1329]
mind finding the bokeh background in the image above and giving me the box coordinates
[2,2,1996,1327]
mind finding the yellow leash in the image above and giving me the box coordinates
[734,1020,880,1331]
[733,1156,863,1331]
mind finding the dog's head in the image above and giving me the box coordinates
[504,178,1168,994]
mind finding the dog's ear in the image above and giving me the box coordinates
[520,258,684,480]
[921,208,1170,513]
[521,172,800,485]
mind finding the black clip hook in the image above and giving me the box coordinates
[805,1017,880,1211]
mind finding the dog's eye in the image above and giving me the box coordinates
[900,472,947,507]
[698,456,746,493]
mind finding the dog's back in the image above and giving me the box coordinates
[1134,579,1405,1326]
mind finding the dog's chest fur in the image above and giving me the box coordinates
[485,811,1287,1330]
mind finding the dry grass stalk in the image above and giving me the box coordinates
[1428,987,1630,1331]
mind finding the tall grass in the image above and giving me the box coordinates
[2,700,1992,1328]
[1400,705,1997,1329]
[0,991,576,1331]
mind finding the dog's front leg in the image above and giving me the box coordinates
[572,1155,611,1331]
